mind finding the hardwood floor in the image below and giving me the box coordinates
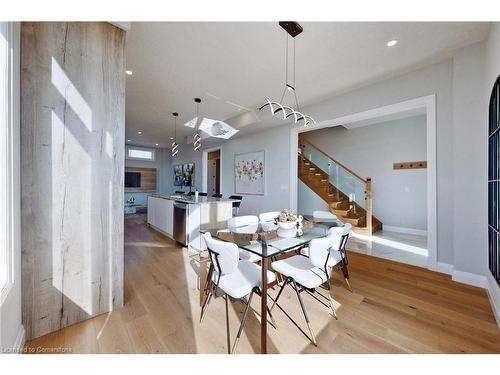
[25,215,500,354]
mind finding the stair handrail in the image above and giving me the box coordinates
[299,137,374,235]
[300,138,367,183]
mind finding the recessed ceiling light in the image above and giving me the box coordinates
[386,39,398,47]
[125,70,133,75]
[137,131,142,135]
[170,137,174,140]
[155,143,159,146]
[127,139,131,142]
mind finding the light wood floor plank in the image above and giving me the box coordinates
[25,215,500,354]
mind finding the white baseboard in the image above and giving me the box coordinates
[452,270,487,288]
[13,325,25,354]
[436,262,454,275]
[383,225,427,236]
[486,272,500,330]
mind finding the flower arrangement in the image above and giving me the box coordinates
[277,209,297,223]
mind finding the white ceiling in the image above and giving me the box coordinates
[125,22,489,148]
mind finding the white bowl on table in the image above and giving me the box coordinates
[277,221,297,230]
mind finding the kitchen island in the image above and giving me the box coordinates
[147,194,238,251]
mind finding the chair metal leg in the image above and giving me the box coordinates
[200,288,212,322]
[344,278,353,292]
[270,277,289,312]
[225,294,231,354]
[231,289,255,354]
[290,279,317,346]
[340,261,353,292]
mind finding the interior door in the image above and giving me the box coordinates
[207,160,217,194]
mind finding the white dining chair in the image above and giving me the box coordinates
[201,232,276,354]
[259,211,280,222]
[228,215,260,263]
[270,236,338,346]
[313,210,337,220]
[259,211,280,232]
[228,215,259,229]
[327,223,353,291]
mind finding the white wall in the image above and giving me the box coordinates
[125,146,170,205]
[167,142,203,193]
[452,41,488,276]
[302,115,427,230]
[219,125,291,215]
[297,180,329,215]
[301,60,454,264]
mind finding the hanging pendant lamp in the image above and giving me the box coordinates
[193,98,202,151]
[171,112,179,157]
[259,21,315,126]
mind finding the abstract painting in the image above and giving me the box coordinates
[234,151,265,195]
[173,163,195,186]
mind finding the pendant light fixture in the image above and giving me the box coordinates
[193,98,202,151]
[259,21,315,126]
[171,112,179,157]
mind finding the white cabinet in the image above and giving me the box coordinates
[147,196,173,238]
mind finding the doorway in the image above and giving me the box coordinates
[290,95,437,271]
[203,148,221,195]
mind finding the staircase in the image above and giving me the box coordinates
[298,139,383,234]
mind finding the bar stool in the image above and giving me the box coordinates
[229,195,243,216]
[212,193,223,198]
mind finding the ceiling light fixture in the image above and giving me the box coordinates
[171,112,179,157]
[155,143,159,146]
[386,39,398,47]
[259,21,315,127]
[125,70,133,75]
[137,131,142,135]
[193,98,202,151]
[127,139,131,142]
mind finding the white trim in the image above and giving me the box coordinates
[383,225,427,236]
[202,146,222,193]
[452,270,487,289]
[13,325,25,353]
[290,94,438,272]
[486,272,500,329]
[436,262,454,275]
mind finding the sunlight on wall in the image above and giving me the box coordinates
[51,110,93,315]
[51,57,92,132]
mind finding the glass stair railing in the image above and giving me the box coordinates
[299,139,375,234]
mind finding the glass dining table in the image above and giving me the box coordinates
[200,217,344,354]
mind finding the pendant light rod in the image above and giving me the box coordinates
[193,98,202,151]
[173,112,178,141]
[171,112,179,157]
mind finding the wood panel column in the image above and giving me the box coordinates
[21,22,126,340]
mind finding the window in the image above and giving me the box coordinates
[488,75,500,286]
[0,22,12,293]
[126,146,155,161]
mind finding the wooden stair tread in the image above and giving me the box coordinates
[298,151,382,234]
